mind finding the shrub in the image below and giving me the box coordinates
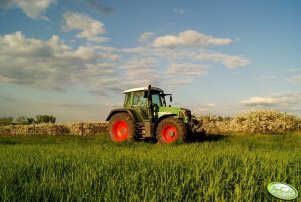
[199,110,301,135]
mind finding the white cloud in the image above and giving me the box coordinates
[240,93,301,107]
[165,63,208,77]
[139,32,155,44]
[123,58,161,86]
[94,35,248,70]
[0,27,249,95]
[207,103,216,108]
[239,93,301,117]
[152,30,232,48]
[76,63,117,80]
[91,32,249,88]
[93,45,146,54]
[195,103,217,113]
[185,103,225,116]
[123,58,157,70]
[292,75,301,82]
[0,0,56,20]
[62,12,108,42]
[0,32,117,92]
[288,68,301,72]
[196,52,250,68]
[168,79,192,89]
[173,9,189,15]
[88,78,130,96]
[122,59,208,88]
[257,75,277,80]
[118,58,209,89]
[240,97,278,106]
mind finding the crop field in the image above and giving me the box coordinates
[0,133,300,201]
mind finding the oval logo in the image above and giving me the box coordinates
[267,182,298,200]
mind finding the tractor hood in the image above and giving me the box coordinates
[155,106,180,118]
[154,107,192,124]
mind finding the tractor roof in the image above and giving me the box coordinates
[123,86,163,93]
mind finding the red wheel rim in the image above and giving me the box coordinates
[161,124,178,143]
[112,120,129,141]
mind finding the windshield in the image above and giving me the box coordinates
[151,93,166,107]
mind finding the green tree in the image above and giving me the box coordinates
[0,117,13,125]
[16,116,29,125]
[27,117,35,124]
[15,116,36,125]
[36,115,56,124]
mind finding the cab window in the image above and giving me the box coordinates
[152,94,162,107]
[124,93,131,107]
[132,91,147,106]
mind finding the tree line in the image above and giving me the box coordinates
[0,115,56,125]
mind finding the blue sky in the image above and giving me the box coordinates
[1,0,301,122]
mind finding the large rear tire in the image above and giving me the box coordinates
[108,113,137,142]
[156,117,186,144]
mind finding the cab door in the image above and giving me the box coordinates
[132,91,149,121]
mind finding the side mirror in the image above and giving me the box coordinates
[170,95,173,102]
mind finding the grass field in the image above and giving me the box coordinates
[0,133,300,201]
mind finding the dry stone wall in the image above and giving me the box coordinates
[0,122,108,136]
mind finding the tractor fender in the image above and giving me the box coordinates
[154,114,177,129]
[106,109,139,122]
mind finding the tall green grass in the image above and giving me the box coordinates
[0,134,300,201]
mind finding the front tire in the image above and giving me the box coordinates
[156,117,186,144]
[108,113,137,142]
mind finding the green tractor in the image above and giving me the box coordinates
[106,85,204,144]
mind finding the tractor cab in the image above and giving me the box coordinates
[123,86,175,122]
[123,86,171,107]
